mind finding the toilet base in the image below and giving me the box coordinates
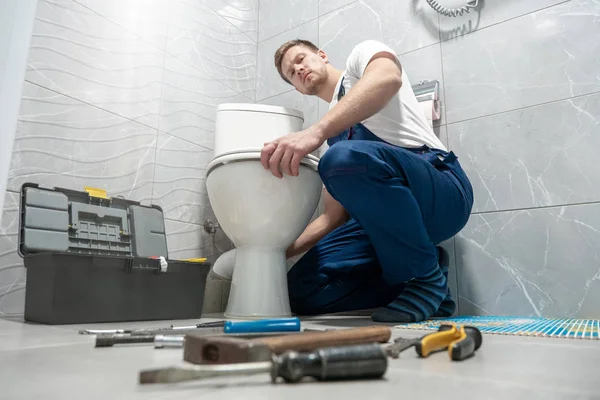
[224,246,292,319]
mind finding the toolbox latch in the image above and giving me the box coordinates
[84,186,109,199]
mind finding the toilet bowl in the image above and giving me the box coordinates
[205,103,322,318]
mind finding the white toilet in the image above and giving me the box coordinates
[205,103,323,319]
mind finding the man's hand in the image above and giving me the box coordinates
[260,125,325,178]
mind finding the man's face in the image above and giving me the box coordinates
[281,45,328,95]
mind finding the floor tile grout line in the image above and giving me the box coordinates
[445,89,600,126]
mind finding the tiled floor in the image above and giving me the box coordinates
[1,314,599,399]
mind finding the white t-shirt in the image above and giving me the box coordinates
[326,40,446,152]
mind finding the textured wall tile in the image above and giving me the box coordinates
[319,0,357,16]
[438,0,569,41]
[160,56,249,149]
[152,133,214,225]
[0,192,26,316]
[399,43,446,127]
[258,0,318,41]
[74,0,169,49]
[449,92,600,213]
[443,0,600,123]
[456,203,600,318]
[167,0,256,100]
[438,125,449,155]
[201,0,259,41]
[26,0,164,128]
[256,19,318,101]
[9,83,156,203]
[165,219,233,261]
[257,89,319,129]
[439,238,458,315]
[319,0,440,69]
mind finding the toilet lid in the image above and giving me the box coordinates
[206,151,320,175]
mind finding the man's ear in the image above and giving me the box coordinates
[318,49,328,63]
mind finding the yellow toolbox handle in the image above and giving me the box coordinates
[84,186,109,199]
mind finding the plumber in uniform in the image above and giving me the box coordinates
[260,39,474,322]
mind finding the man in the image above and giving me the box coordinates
[260,39,474,322]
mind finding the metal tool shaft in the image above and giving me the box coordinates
[82,318,301,336]
[154,335,185,348]
[96,334,154,347]
[140,362,273,384]
[139,342,388,385]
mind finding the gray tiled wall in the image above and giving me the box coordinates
[0,0,258,315]
[255,0,600,318]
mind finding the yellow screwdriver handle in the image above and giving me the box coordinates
[415,326,461,357]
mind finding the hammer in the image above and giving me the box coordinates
[183,325,392,365]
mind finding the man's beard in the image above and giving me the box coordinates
[304,71,324,95]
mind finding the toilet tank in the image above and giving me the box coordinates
[213,103,304,159]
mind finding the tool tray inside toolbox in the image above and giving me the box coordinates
[17,183,211,325]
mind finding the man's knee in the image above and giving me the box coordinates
[318,141,370,182]
[318,141,402,202]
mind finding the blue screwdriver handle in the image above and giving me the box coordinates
[223,317,301,334]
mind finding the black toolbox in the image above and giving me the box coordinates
[17,183,211,325]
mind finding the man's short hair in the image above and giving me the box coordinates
[274,39,319,84]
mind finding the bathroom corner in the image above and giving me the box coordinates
[0,0,258,315]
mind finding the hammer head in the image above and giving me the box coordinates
[183,335,272,365]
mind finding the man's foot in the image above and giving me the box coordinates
[433,246,456,317]
[371,261,448,323]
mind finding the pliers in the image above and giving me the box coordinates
[386,324,483,361]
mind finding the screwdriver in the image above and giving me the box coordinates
[93,318,302,347]
[139,342,388,384]
[80,320,226,335]
[96,331,306,348]
[81,317,301,336]
[387,324,482,361]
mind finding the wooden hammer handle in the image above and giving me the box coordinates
[257,325,391,354]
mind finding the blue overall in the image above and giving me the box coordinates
[286,80,474,315]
